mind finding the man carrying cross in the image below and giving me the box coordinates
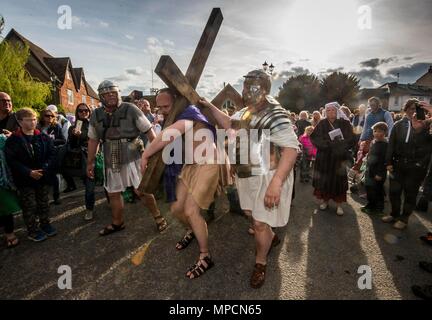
[86,80,168,236]
[141,88,220,279]
[199,69,299,288]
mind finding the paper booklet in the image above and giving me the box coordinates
[328,128,344,141]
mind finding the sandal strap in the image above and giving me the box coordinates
[177,232,195,248]
[187,256,214,279]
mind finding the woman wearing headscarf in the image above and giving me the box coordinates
[310,102,355,215]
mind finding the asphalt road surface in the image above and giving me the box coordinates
[1,176,431,300]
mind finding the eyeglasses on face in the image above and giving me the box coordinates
[78,109,89,113]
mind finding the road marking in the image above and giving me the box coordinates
[13,198,107,234]
[71,236,159,299]
[68,221,97,237]
[23,280,58,300]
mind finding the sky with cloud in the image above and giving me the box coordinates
[1,0,432,98]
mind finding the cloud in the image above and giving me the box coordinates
[387,62,432,81]
[359,57,398,68]
[125,34,135,40]
[99,20,109,28]
[163,39,175,46]
[146,37,165,57]
[72,16,89,27]
[325,67,344,73]
[285,61,294,66]
[278,66,311,79]
[107,74,131,83]
[125,67,144,76]
[351,68,398,88]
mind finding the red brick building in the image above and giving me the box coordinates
[5,29,99,113]
[211,83,243,111]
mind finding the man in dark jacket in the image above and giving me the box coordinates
[382,99,432,230]
[5,108,57,242]
[0,92,19,136]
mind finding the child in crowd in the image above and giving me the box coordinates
[5,108,57,242]
[299,126,317,183]
[361,122,388,214]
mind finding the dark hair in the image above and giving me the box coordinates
[371,121,388,134]
[156,88,178,100]
[403,98,419,112]
[75,103,92,119]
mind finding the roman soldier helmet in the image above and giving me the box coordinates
[242,69,272,107]
[97,80,121,106]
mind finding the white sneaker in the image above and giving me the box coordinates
[336,206,344,216]
[84,209,94,221]
[381,215,394,223]
[393,220,407,230]
[319,202,328,210]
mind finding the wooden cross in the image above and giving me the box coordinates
[138,8,223,194]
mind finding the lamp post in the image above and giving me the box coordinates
[262,61,275,75]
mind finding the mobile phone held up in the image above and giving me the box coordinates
[416,103,426,120]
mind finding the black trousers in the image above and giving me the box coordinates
[0,214,14,234]
[389,165,427,223]
[365,181,385,210]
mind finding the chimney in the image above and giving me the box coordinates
[429,65,432,73]
[223,82,226,87]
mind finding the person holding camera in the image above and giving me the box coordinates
[382,99,432,230]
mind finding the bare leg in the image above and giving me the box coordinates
[244,209,254,235]
[254,219,274,265]
[184,194,213,279]
[170,180,190,227]
[135,190,168,231]
[107,192,124,225]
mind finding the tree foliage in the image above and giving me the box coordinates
[320,72,360,107]
[277,74,321,112]
[277,71,361,111]
[0,41,51,113]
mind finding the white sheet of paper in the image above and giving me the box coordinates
[328,128,344,141]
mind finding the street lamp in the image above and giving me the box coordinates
[262,61,275,75]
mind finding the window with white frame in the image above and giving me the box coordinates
[394,96,399,106]
[66,70,71,80]
[67,89,74,105]
[91,98,95,106]
[82,95,86,103]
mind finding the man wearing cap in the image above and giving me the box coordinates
[86,80,168,235]
[199,69,299,288]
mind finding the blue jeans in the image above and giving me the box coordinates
[84,176,95,210]
[81,151,95,210]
